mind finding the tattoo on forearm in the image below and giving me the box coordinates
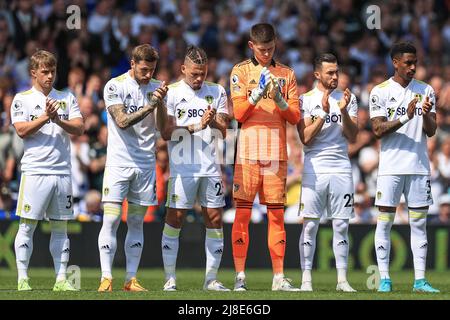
[371,116,403,138]
[211,113,229,129]
[108,98,159,129]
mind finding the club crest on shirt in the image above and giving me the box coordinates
[59,101,67,111]
[414,93,422,102]
[205,95,214,105]
[231,74,239,85]
[278,78,286,87]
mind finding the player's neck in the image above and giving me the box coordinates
[254,56,272,68]
[316,83,332,93]
[129,69,145,86]
[32,82,52,96]
[392,74,412,88]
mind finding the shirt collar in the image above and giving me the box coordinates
[251,56,276,67]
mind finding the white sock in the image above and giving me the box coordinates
[205,228,224,282]
[333,219,350,283]
[374,211,394,279]
[14,219,37,281]
[125,205,146,282]
[299,218,320,273]
[273,273,284,280]
[49,220,70,282]
[161,223,180,280]
[98,203,121,280]
[409,209,428,280]
[302,269,312,283]
[236,271,246,279]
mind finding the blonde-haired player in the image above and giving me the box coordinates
[11,50,84,291]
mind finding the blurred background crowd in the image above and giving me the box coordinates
[0,0,449,225]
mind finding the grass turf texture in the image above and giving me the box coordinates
[0,268,449,300]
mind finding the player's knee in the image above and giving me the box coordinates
[207,214,223,229]
[165,209,184,228]
[332,219,349,234]
[378,206,396,213]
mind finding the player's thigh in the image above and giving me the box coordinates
[260,160,287,204]
[374,175,404,207]
[166,176,200,209]
[16,174,54,220]
[328,173,355,219]
[128,167,157,206]
[47,175,74,220]
[299,173,328,219]
[233,160,261,203]
[404,175,433,208]
[198,176,225,208]
[102,166,132,203]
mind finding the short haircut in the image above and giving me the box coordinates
[29,50,57,72]
[390,42,416,60]
[131,44,159,63]
[314,53,338,70]
[250,23,276,43]
[185,45,208,65]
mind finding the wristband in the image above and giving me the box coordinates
[399,114,410,124]
[317,109,328,119]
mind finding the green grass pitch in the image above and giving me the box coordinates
[1,268,450,300]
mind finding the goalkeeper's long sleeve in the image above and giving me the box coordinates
[232,96,257,123]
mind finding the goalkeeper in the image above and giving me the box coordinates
[229,23,300,291]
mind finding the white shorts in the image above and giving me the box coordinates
[102,166,157,206]
[166,176,225,209]
[16,174,74,220]
[299,173,355,220]
[375,175,433,208]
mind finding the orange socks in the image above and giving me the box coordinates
[267,204,286,275]
[232,201,252,273]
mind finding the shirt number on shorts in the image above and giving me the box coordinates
[426,180,431,195]
[344,193,354,207]
[215,182,224,196]
[66,195,73,209]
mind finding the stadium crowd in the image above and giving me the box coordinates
[0,0,449,224]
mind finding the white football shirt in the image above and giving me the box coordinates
[166,80,228,177]
[104,71,161,168]
[11,86,82,175]
[301,87,358,174]
[369,78,436,175]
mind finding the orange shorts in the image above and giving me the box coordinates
[233,160,287,204]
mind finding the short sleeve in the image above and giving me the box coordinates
[300,95,310,119]
[216,85,228,115]
[348,93,358,118]
[68,93,82,120]
[104,80,124,108]
[369,86,386,119]
[10,95,28,124]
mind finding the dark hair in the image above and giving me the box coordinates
[250,23,276,43]
[131,44,159,63]
[185,45,208,65]
[314,53,337,70]
[390,42,416,60]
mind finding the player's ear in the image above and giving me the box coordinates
[181,64,186,75]
[313,70,320,80]
[248,41,254,51]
